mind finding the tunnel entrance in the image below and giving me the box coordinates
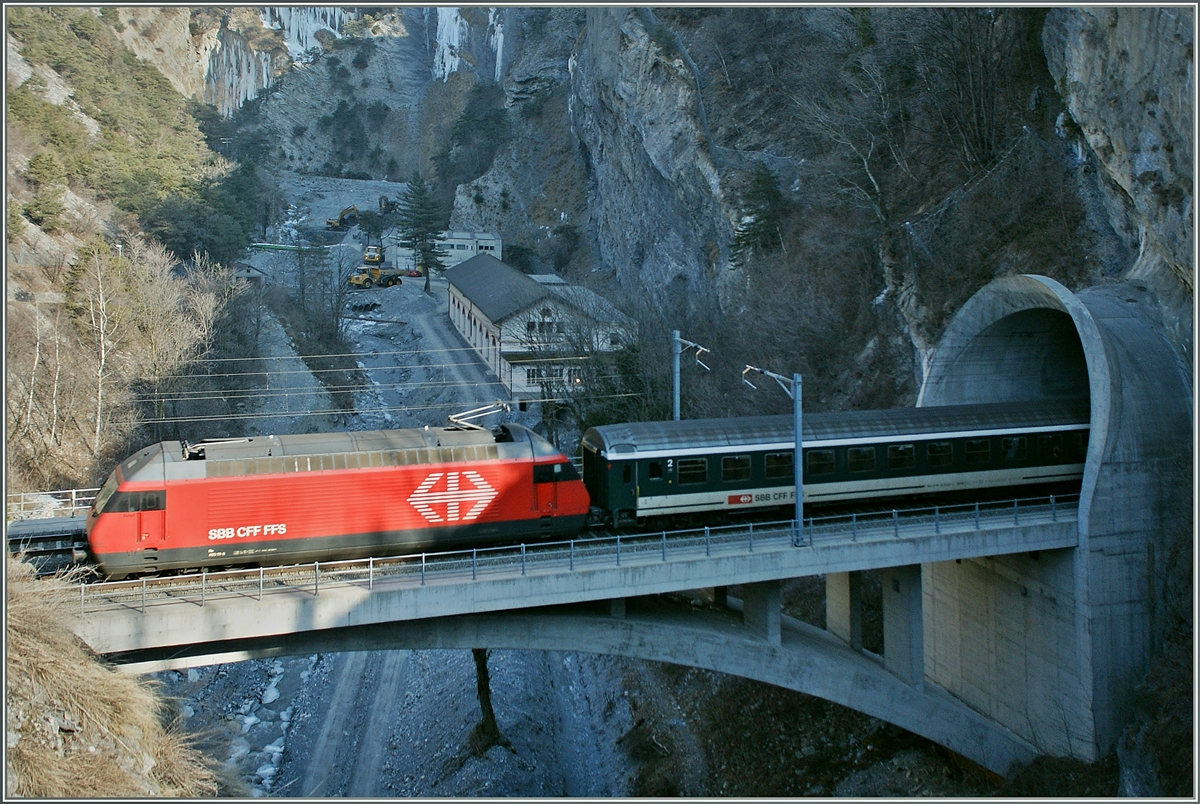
[920,293,1091,409]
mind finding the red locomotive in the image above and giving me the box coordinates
[86,423,590,579]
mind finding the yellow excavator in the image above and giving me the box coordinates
[325,205,358,231]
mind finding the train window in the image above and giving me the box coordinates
[1002,436,1028,461]
[765,452,793,479]
[1070,431,1089,459]
[848,447,876,473]
[965,439,991,465]
[678,458,708,485]
[927,441,953,467]
[722,455,751,482]
[622,465,633,484]
[806,450,835,475]
[648,461,664,480]
[1038,434,1063,459]
[887,444,915,469]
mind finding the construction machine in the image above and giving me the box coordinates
[325,205,358,231]
[347,265,403,289]
[363,235,386,265]
[379,195,398,214]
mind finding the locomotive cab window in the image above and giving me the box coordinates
[721,455,751,482]
[927,441,953,467]
[965,439,991,465]
[103,489,166,513]
[1002,436,1028,461]
[678,457,708,485]
[534,462,579,483]
[648,461,664,480]
[887,444,915,469]
[765,452,793,478]
[806,449,835,475]
[848,446,876,473]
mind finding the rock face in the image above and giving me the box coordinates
[1042,7,1194,357]
[569,9,735,305]
[95,8,1190,362]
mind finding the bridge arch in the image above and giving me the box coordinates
[115,600,1039,777]
[916,274,1191,761]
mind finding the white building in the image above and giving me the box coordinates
[445,254,636,402]
[389,230,501,271]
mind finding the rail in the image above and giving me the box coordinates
[7,488,99,522]
[74,493,1078,616]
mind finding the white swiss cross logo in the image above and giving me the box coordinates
[407,471,498,523]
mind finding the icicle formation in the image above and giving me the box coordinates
[205,28,275,118]
[203,7,354,118]
[432,7,506,82]
[261,7,352,61]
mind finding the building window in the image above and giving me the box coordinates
[678,458,707,485]
[721,455,751,482]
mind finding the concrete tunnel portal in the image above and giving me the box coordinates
[914,273,1191,763]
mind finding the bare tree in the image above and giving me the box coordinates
[467,648,510,755]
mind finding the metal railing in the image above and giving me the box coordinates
[74,493,1077,616]
[7,488,99,522]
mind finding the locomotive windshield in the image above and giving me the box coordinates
[91,471,120,517]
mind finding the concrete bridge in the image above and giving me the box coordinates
[73,497,1073,776]
[59,275,1190,778]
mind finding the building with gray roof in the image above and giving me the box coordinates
[445,255,636,402]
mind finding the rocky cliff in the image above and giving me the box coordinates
[18,6,1193,366]
[1042,7,1193,360]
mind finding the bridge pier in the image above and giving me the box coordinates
[825,571,863,651]
[881,565,924,687]
[742,580,781,645]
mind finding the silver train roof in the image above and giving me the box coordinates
[582,399,1090,456]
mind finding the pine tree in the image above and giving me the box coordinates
[730,162,787,269]
[396,172,447,292]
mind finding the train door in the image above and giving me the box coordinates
[533,463,560,514]
[137,489,166,545]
